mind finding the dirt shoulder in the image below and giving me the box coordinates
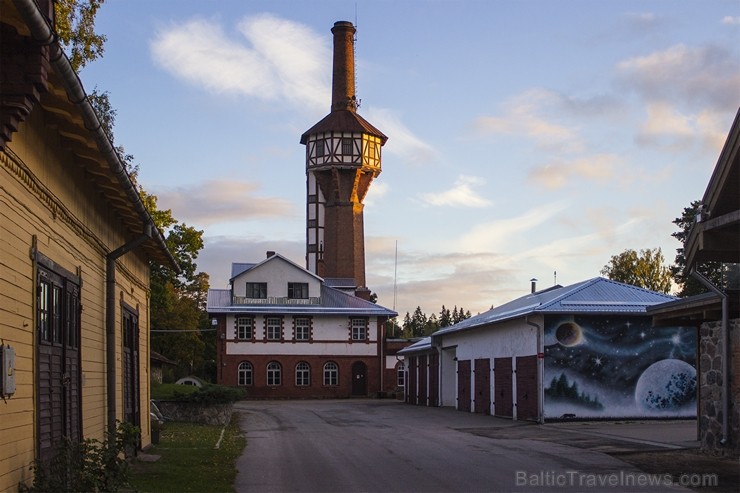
[609,449,738,493]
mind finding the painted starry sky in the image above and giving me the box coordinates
[544,315,696,416]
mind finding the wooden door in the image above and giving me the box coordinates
[494,357,513,417]
[474,358,491,415]
[516,355,538,420]
[457,360,471,412]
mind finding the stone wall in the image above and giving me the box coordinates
[156,401,233,426]
[699,318,739,456]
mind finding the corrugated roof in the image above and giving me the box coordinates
[397,337,432,355]
[433,277,677,338]
[207,284,397,317]
[300,110,388,144]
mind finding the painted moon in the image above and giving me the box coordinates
[634,359,696,410]
[555,322,583,347]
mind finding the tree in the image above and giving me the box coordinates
[439,306,452,328]
[600,248,672,293]
[669,201,725,297]
[55,0,107,71]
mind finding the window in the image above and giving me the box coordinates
[267,361,281,386]
[397,362,406,387]
[294,318,310,341]
[266,317,282,341]
[288,282,309,299]
[238,362,253,386]
[246,282,267,299]
[323,362,338,386]
[342,137,353,155]
[237,317,253,340]
[296,362,310,386]
[351,318,367,341]
[316,139,325,157]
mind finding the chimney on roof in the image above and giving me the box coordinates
[530,278,538,294]
[331,21,357,113]
[266,251,275,259]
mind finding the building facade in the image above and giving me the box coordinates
[401,278,698,422]
[0,1,178,490]
[208,253,396,398]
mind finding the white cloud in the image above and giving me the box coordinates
[472,89,585,154]
[366,107,437,165]
[418,175,492,208]
[527,154,621,189]
[617,43,740,112]
[721,16,740,25]
[152,179,296,226]
[150,14,330,111]
[457,201,570,253]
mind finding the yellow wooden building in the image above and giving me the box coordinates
[0,1,178,490]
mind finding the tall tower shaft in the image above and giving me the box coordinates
[301,21,387,299]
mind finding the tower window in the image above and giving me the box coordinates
[315,139,325,157]
[288,282,309,299]
[342,137,353,155]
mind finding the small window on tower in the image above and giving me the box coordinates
[316,140,325,157]
[342,137,353,155]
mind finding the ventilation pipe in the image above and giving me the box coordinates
[107,225,152,432]
[690,269,729,446]
[530,278,538,294]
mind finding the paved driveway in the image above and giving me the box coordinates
[234,400,691,492]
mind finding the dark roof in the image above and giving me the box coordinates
[207,284,396,317]
[433,277,677,338]
[230,263,256,279]
[300,110,388,144]
[324,278,357,289]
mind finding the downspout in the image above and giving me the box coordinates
[690,270,729,446]
[525,315,544,424]
[106,225,152,432]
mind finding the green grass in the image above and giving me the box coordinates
[129,418,245,493]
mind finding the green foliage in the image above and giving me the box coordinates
[600,247,673,294]
[669,201,725,297]
[400,305,472,337]
[151,383,199,400]
[173,384,246,404]
[54,0,107,71]
[20,422,138,493]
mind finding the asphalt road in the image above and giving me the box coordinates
[233,400,691,493]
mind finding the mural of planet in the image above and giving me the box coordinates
[634,359,696,410]
[555,322,584,347]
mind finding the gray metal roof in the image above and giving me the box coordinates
[230,263,256,279]
[433,277,677,338]
[324,278,357,288]
[397,337,432,355]
[207,284,397,317]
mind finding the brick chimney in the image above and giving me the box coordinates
[330,21,357,112]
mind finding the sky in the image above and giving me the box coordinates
[80,0,740,319]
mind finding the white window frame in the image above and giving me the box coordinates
[351,318,367,341]
[238,361,253,386]
[267,361,281,386]
[294,317,310,341]
[323,361,338,386]
[237,317,253,340]
[295,362,310,387]
[266,317,281,341]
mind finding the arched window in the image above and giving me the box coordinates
[323,361,338,386]
[296,362,310,386]
[267,361,282,386]
[396,362,405,387]
[238,361,253,386]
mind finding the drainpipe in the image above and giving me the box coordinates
[690,270,729,446]
[525,315,544,424]
[106,225,152,432]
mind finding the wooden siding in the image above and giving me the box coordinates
[1,105,153,492]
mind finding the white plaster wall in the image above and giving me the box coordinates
[440,347,457,407]
[443,318,539,360]
[232,257,321,298]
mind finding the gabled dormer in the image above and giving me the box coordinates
[230,252,323,306]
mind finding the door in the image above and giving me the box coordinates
[494,357,513,418]
[122,307,140,427]
[516,355,538,420]
[474,358,491,415]
[351,361,367,396]
[418,355,427,406]
[457,360,471,412]
[429,353,439,407]
[37,262,81,463]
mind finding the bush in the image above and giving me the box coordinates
[173,383,246,404]
[19,422,139,493]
